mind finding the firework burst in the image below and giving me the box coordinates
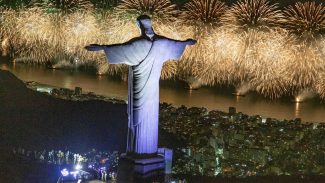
[241,30,298,98]
[197,28,297,98]
[15,9,47,43]
[13,9,56,63]
[0,8,19,55]
[116,0,177,20]
[282,1,325,41]
[68,13,137,76]
[37,12,67,60]
[177,1,228,86]
[284,42,325,93]
[13,8,70,63]
[222,0,283,31]
[64,12,103,63]
[179,1,228,84]
[197,28,243,86]
[181,0,227,27]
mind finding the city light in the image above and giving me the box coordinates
[60,168,69,177]
[75,164,82,170]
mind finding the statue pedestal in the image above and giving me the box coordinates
[120,154,165,175]
[133,157,165,174]
[117,148,173,182]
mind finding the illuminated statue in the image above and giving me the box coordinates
[85,15,196,155]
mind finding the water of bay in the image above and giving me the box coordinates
[1,61,324,123]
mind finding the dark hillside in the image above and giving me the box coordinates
[0,69,128,152]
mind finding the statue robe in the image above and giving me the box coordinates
[103,36,188,154]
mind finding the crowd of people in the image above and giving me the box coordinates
[13,148,119,181]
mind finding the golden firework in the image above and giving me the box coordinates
[64,12,103,62]
[181,0,227,27]
[13,8,58,63]
[3,1,325,100]
[222,0,283,31]
[116,0,177,20]
[284,42,325,93]
[241,29,298,98]
[282,1,325,41]
[0,8,19,56]
[197,28,243,86]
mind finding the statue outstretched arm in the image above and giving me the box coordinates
[85,38,152,65]
[163,38,197,61]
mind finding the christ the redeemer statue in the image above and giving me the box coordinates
[85,15,196,155]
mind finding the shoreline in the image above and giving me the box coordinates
[25,79,325,125]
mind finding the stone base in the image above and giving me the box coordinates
[133,157,165,174]
[120,153,165,175]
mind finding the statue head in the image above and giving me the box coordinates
[136,15,155,40]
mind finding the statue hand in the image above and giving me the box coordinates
[186,39,197,45]
[85,44,103,51]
